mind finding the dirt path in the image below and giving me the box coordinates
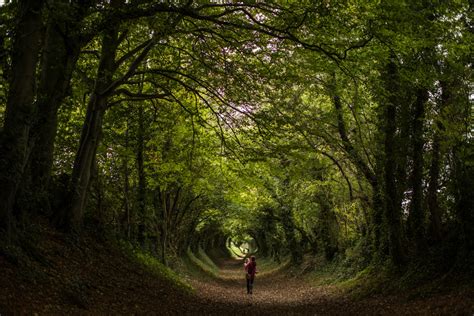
[190,258,474,315]
[191,258,362,315]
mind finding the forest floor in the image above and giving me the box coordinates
[1,229,473,315]
[190,256,474,315]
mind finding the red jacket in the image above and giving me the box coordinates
[245,261,257,277]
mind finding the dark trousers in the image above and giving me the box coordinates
[246,275,254,294]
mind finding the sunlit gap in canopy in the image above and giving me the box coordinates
[226,235,258,259]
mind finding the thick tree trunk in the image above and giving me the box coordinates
[29,16,82,205]
[18,8,83,215]
[451,80,474,254]
[317,197,338,261]
[62,21,120,231]
[0,0,44,236]
[453,145,474,253]
[408,88,428,250]
[65,93,106,230]
[382,58,405,267]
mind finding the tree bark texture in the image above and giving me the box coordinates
[0,0,44,235]
[136,104,146,243]
[317,196,338,261]
[451,81,474,253]
[408,88,428,250]
[453,145,474,253]
[382,57,405,266]
[64,22,120,231]
[22,1,87,214]
[123,121,131,238]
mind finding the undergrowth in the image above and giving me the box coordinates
[303,242,474,300]
[256,256,291,276]
[170,246,224,281]
[118,241,194,294]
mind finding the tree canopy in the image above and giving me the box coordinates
[0,0,472,273]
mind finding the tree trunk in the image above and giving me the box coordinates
[61,22,120,232]
[281,205,302,263]
[451,78,474,255]
[0,0,44,236]
[370,181,385,259]
[427,131,442,241]
[65,93,106,230]
[408,88,428,251]
[160,190,168,265]
[136,104,147,243]
[22,1,85,214]
[453,145,474,253]
[123,121,131,239]
[427,81,450,242]
[382,57,405,267]
[317,197,338,261]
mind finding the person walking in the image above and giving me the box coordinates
[244,256,257,294]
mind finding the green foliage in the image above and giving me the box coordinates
[0,0,471,282]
